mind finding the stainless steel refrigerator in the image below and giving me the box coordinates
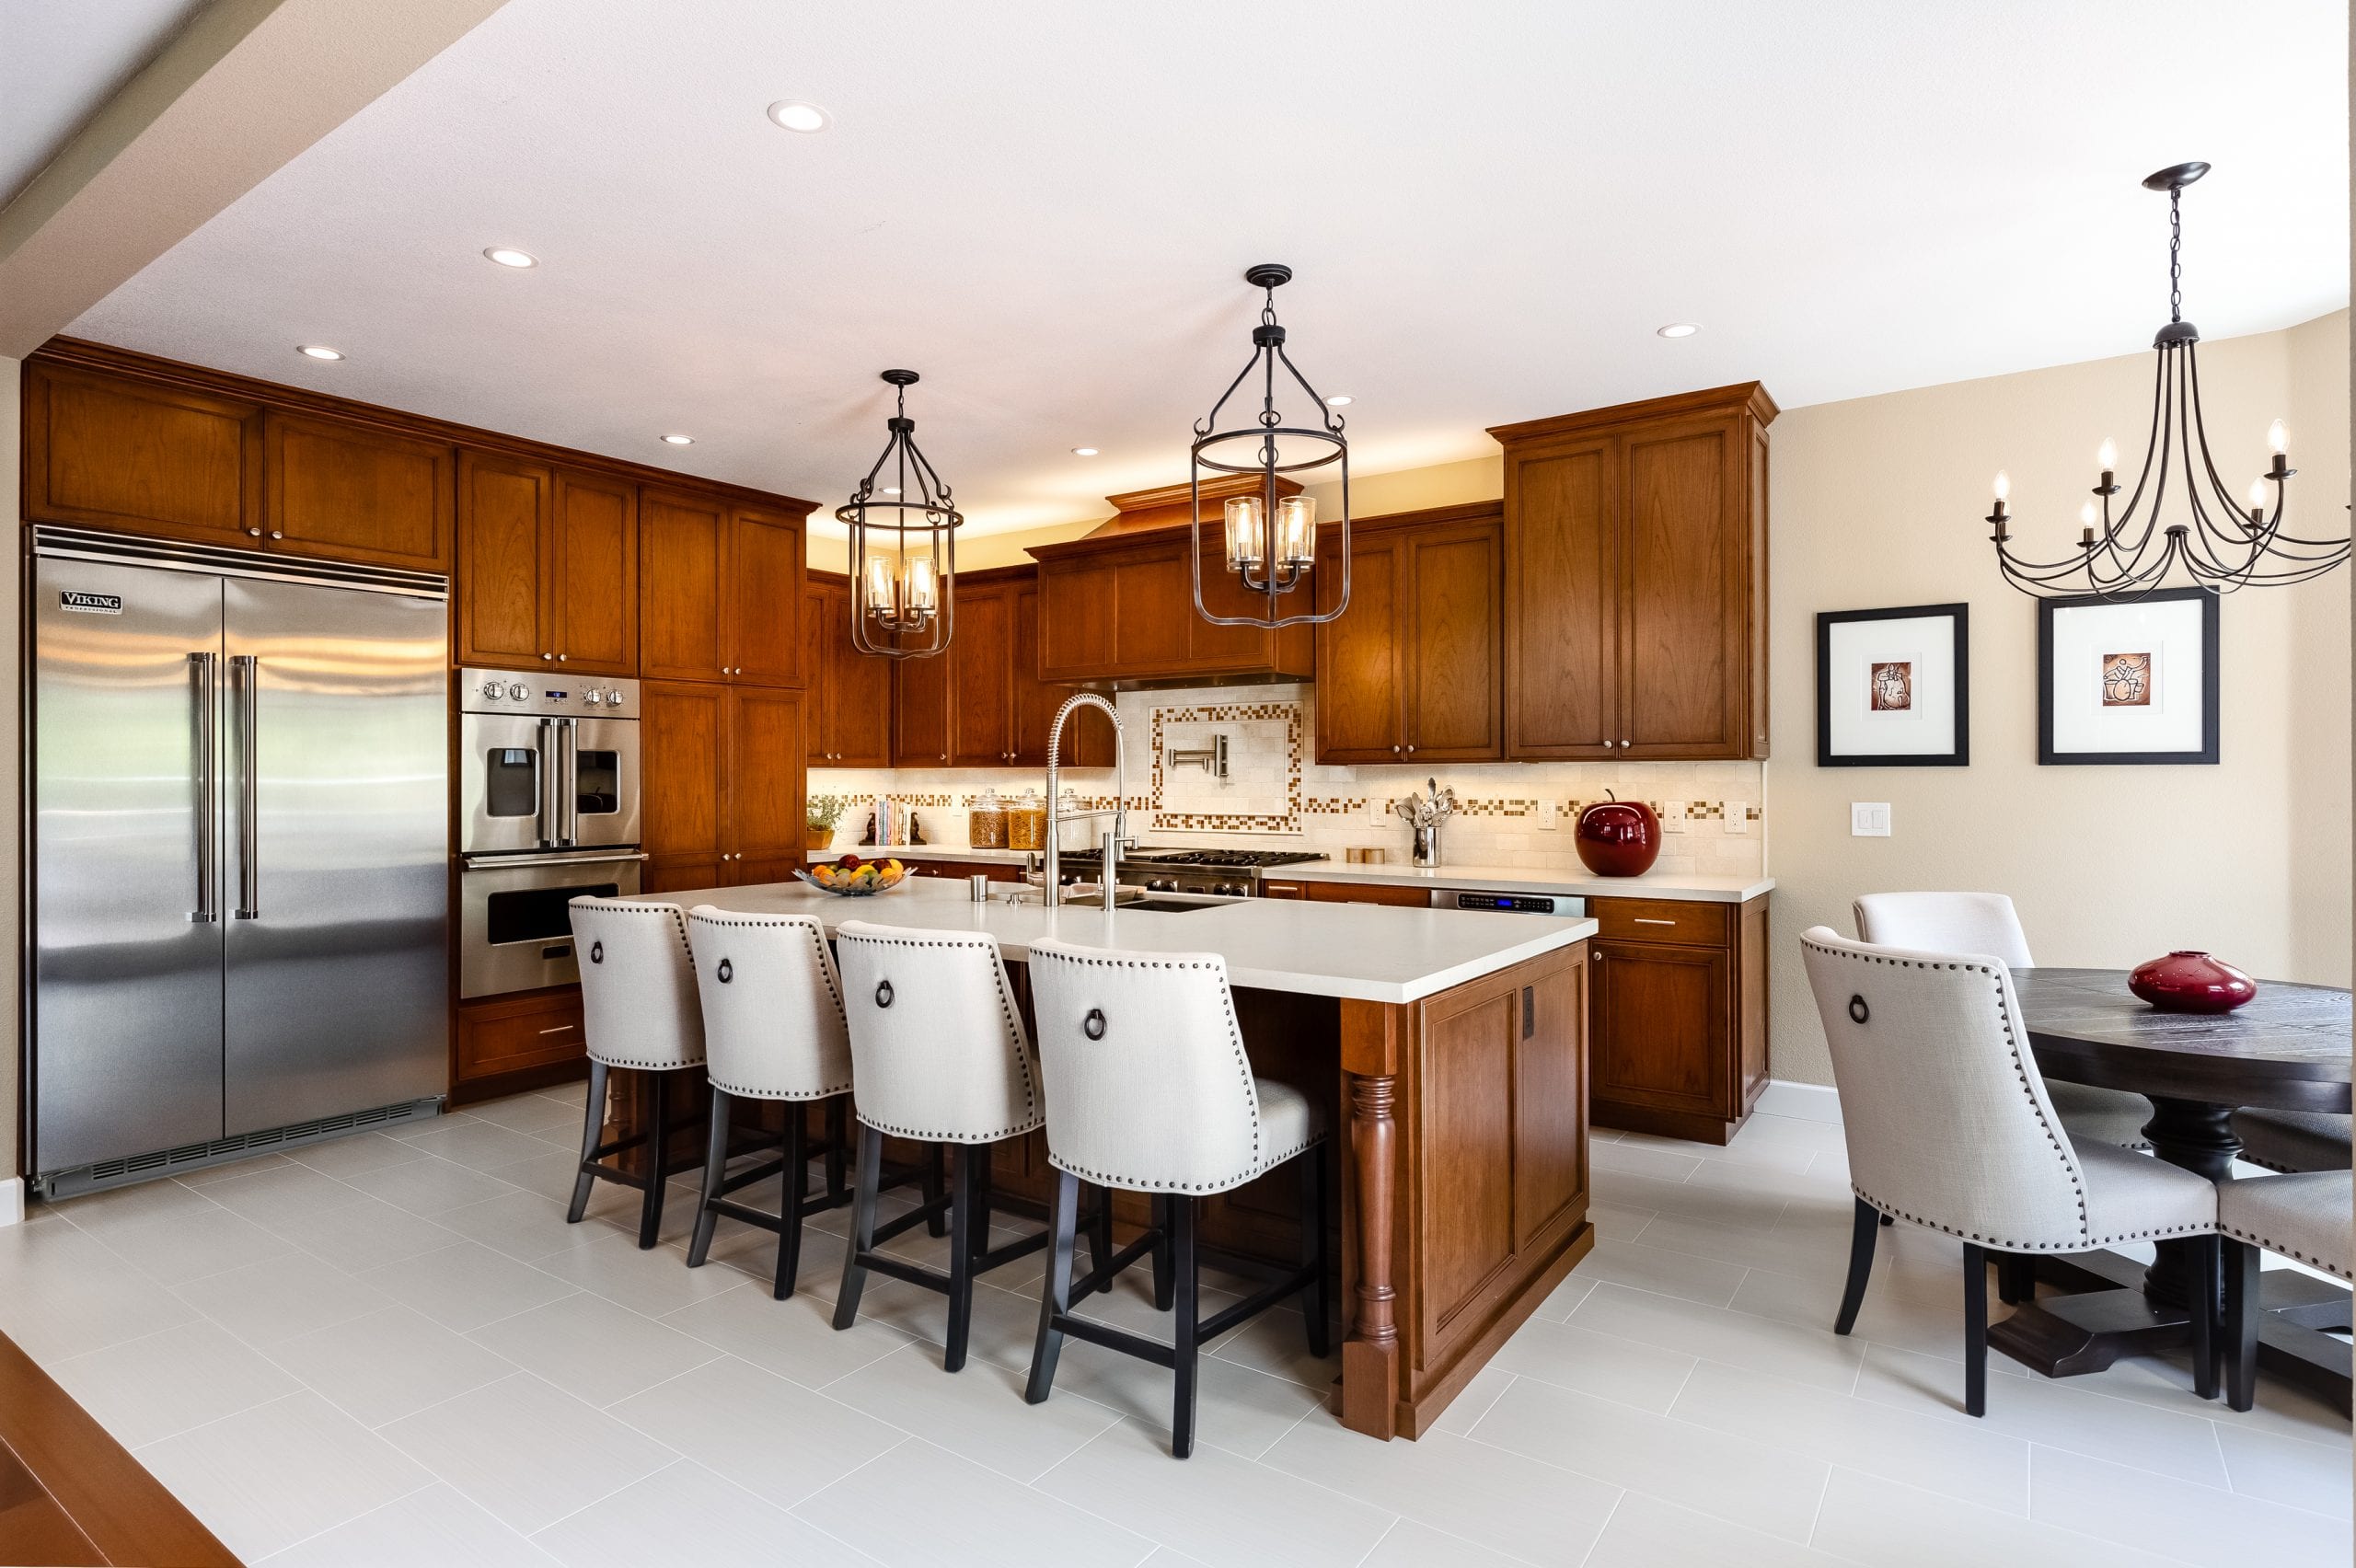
[28,528,449,1194]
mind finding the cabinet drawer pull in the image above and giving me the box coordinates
[1634,917,1677,926]
[537,1024,575,1035]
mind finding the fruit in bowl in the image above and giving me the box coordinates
[796,856,908,897]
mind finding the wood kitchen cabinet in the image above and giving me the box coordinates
[1491,383,1774,761]
[264,411,455,571]
[1586,894,1768,1144]
[640,682,807,893]
[639,490,807,687]
[1305,881,1431,909]
[1314,502,1502,764]
[20,360,263,545]
[454,987,587,1101]
[457,454,638,674]
[1011,578,1114,767]
[886,567,1113,768]
[803,574,893,767]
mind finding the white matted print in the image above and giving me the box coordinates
[2038,589,2218,765]
[1816,604,1968,766]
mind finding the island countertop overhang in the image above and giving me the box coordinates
[620,878,1596,1004]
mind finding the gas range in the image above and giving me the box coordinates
[1057,846,1328,898]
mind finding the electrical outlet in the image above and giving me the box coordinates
[1663,800,1688,834]
[1851,801,1892,837]
[1539,800,1558,830]
[1726,800,1749,835]
[1366,796,1389,827]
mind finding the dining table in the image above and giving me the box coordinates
[1991,966,2353,1411]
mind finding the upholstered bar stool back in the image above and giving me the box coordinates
[565,898,707,1248]
[679,908,856,1297]
[1022,939,1330,1458]
[829,920,1051,1371]
[1853,891,2151,1151]
[1800,927,2219,1413]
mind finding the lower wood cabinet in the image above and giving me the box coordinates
[640,681,806,894]
[454,986,586,1101]
[1587,895,1767,1144]
[896,857,1023,882]
[1304,881,1431,908]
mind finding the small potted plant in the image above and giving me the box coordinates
[805,792,850,853]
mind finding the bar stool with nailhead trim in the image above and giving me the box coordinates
[680,906,858,1298]
[1801,927,2222,1415]
[566,898,710,1250]
[829,920,1116,1372]
[1022,938,1330,1459]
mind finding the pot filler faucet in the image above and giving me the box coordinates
[1042,691,1129,909]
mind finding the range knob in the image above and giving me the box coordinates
[1148,878,1175,893]
[582,689,604,707]
[505,681,529,700]
[1214,881,1244,897]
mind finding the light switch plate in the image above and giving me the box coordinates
[1851,801,1892,836]
[1726,800,1749,835]
[1539,800,1558,830]
[1663,800,1688,834]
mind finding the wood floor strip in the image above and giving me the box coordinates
[0,1329,239,1567]
[0,1440,107,1567]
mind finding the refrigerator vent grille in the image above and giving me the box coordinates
[37,1099,444,1199]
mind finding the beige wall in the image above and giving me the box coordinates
[1766,312,2351,1085]
[3,357,18,1185]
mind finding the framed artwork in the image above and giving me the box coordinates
[2038,587,2219,765]
[1816,603,1969,767]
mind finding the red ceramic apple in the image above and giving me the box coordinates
[1575,790,1660,877]
[2129,951,2257,1013]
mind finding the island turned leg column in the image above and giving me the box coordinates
[1340,1000,1402,1440]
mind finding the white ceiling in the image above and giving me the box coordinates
[58,0,2351,538]
[0,0,214,208]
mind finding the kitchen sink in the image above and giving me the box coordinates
[1119,897,1225,913]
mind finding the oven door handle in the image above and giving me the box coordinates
[462,850,650,871]
[535,718,557,848]
[559,717,579,847]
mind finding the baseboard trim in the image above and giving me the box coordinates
[1756,1078,1842,1124]
[0,1178,22,1227]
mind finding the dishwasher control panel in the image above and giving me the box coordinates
[1433,890,1586,916]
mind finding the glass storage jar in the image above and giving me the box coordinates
[967,789,1007,849]
[1007,788,1047,851]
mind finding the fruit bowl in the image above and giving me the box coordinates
[795,857,908,897]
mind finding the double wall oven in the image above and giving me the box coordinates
[457,668,643,997]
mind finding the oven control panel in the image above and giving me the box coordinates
[459,668,640,719]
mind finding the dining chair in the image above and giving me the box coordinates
[2219,1170,2351,1410]
[1800,927,2222,1413]
[2230,1108,2350,1174]
[1852,892,2154,1151]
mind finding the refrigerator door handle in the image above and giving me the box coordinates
[190,652,218,923]
[536,718,557,848]
[231,653,260,918]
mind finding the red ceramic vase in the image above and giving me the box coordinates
[1575,791,1660,878]
[2128,951,2257,1014]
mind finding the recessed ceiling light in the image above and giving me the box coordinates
[483,247,538,269]
[661,433,694,445]
[296,344,343,361]
[767,100,830,133]
[1070,446,1099,456]
[882,486,901,496]
[1324,394,1353,407]
[1656,322,1700,339]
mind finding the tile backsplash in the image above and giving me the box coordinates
[811,682,1768,879]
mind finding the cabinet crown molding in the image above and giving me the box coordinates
[1486,380,1779,445]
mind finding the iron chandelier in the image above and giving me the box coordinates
[1987,162,2345,598]
[838,369,962,658]
[1189,263,1352,629]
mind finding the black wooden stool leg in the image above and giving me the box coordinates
[1088,1183,1115,1291]
[568,1061,609,1224]
[636,1070,671,1250]
[825,1097,849,1202]
[2224,1238,2262,1412]
[1171,1193,1199,1458]
[1834,1197,1878,1335]
[943,1144,977,1371]
[686,1086,732,1267]
[774,1103,808,1300]
[1995,1252,2035,1306]
[923,1142,949,1239]
[970,1143,995,1267]
[832,1124,884,1331]
[1150,1193,1174,1312]
[2189,1234,2218,1401]
[1027,1170,1080,1404]
[1962,1241,1988,1417]
[1300,1144,1331,1356]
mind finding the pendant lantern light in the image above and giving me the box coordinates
[1189,264,1352,628]
[838,369,962,657]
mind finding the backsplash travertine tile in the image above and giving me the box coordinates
[811,681,1768,878]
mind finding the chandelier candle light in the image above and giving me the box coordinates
[1986,162,2346,598]
[839,369,962,658]
[1190,263,1353,629]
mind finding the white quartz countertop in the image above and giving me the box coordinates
[1271,862,1773,904]
[629,876,1596,1004]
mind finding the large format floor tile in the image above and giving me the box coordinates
[269,1306,519,1428]
[47,1319,303,1448]
[604,1355,901,1507]
[135,1390,433,1561]
[797,1436,1158,1568]
[377,1373,676,1535]
[262,1482,558,1567]
[466,1291,721,1408]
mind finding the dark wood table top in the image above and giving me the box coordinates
[2015,966,2352,1113]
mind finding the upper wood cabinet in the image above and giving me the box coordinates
[804,575,893,767]
[640,680,805,892]
[1011,579,1113,767]
[1029,478,1317,687]
[884,569,1114,769]
[1313,502,1502,764]
[265,412,454,571]
[21,363,262,544]
[1491,383,1773,761]
[638,490,806,687]
[949,583,1017,767]
[457,455,637,674]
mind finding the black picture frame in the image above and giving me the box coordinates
[2038,587,2220,765]
[1815,602,1970,767]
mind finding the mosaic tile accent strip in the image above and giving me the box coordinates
[1304,796,1760,821]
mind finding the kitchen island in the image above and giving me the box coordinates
[627,876,1598,1440]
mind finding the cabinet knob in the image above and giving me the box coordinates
[269,530,283,540]
[247,527,262,537]
[557,654,567,663]
[1592,950,1602,961]
[542,652,554,662]
[1391,744,1402,755]
[1404,744,1415,754]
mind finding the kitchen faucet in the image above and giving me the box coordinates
[1041,692,1128,909]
